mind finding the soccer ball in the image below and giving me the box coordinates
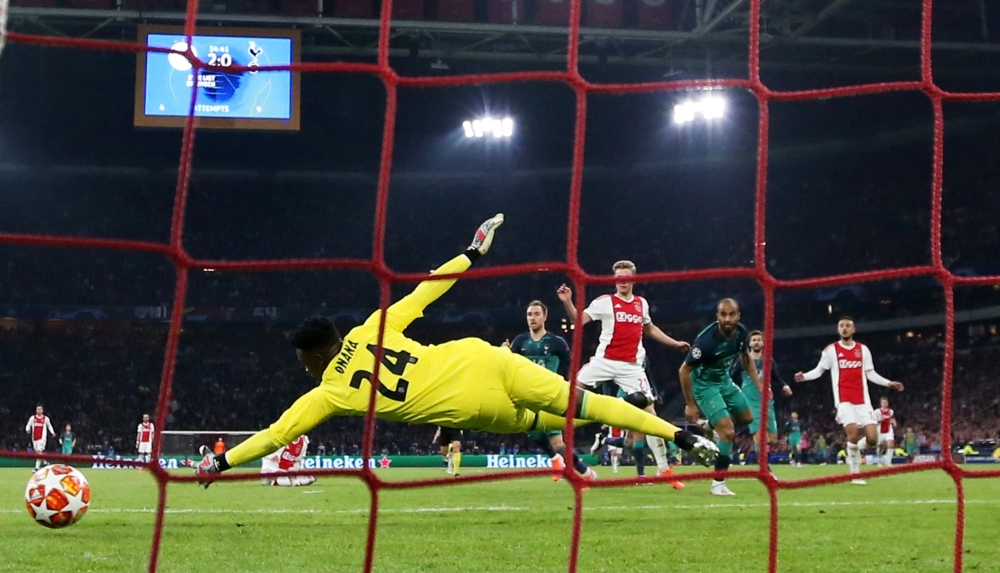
[24,465,91,528]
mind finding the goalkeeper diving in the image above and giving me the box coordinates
[195,214,717,484]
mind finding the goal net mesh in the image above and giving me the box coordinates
[1,0,999,572]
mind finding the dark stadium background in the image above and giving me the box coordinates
[1,0,998,461]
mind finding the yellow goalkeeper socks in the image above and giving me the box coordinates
[452,452,462,476]
[581,393,679,442]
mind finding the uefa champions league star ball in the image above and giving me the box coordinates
[24,465,91,528]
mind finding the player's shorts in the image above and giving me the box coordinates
[878,430,895,446]
[747,398,777,435]
[788,432,802,450]
[138,442,153,454]
[609,446,623,455]
[835,402,876,428]
[692,379,750,427]
[32,440,46,454]
[438,427,463,445]
[577,357,654,402]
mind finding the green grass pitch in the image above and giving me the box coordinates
[2,465,999,572]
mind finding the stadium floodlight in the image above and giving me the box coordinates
[673,95,725,125]
[462,116,514,139]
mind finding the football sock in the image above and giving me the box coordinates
[534,435,559,458]
[611,454,619,472]
[571,452,590,475]
[446,453,453,473]
[452,452,462,476]
[647,436,672,472]
[847,443,860,474]
[715,441,733,475]
[633,440,646,476]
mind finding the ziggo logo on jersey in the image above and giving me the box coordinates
[615,312,643,323]
[838,359,863,369]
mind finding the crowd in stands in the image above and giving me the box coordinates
[2,314,998,461]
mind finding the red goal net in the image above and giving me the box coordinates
[2,0,1000,572]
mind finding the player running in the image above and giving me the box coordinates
[679,299,761,496]
[195,215,718,487]
[729,329,792,465]
[794,316,904,484]
[784,413,803,467]
[433,426,463,476]
[557,261,689,487]
[507,300,597,483]
[136,414,155,464]
[25,405,56,471]
[875,397,897,467]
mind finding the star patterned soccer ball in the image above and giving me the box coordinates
[24,465,91,528]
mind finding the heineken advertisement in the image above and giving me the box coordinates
[1,453,599,470]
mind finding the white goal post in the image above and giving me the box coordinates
[159,430,258,457]
[0,0,8,61]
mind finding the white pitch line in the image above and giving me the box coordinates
[2,498,996,516]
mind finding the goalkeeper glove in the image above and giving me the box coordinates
[469,213,504,256]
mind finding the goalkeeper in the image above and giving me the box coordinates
[196,214,717,484]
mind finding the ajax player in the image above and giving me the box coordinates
[680,299,761,496]
[507,300,596,483]
[557,261,690,487]
[795,317,904,484]
[261,435,315,487]
[25,405,56,471]
[136,414,155,464]
[195,215,718,487]
[875,397,898,467]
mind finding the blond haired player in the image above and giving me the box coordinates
[25,405,56,470]
[195,215,718,486]
[875,397,897,467]
[795,317,904,484]
[557,261,688,489]
[136,414,155,464]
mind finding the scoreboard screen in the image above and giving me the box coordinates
[134,26,301,131]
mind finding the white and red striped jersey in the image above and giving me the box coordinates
[801,341,892,407]
[25,415,54,442]
[582,294,651,364]
[277,436,309,470]
[136,422,155,444]
[877,408,895,434]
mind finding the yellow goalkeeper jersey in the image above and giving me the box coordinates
[316,254,501,429]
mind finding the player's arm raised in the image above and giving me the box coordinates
[643,322,690,353]
[862,346,904,391]
[374,214,504,332]
[556,284,592,326]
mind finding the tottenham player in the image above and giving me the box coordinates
[195,216,718,490]
[261,435,315,486]
[136,414,155,464]
[875,397,898,467]
[558,260,690,486]
[25,405,56,470]
[729,330,792,464]
[680,299,761,496]
[507,300,596,483]
[795,317,904,484]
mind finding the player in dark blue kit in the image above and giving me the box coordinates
[508,301,597,483]
[679,298,761,496]
[730,330,792,465]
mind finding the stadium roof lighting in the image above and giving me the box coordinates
[673,96,725,124]
[462,116,514,139]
